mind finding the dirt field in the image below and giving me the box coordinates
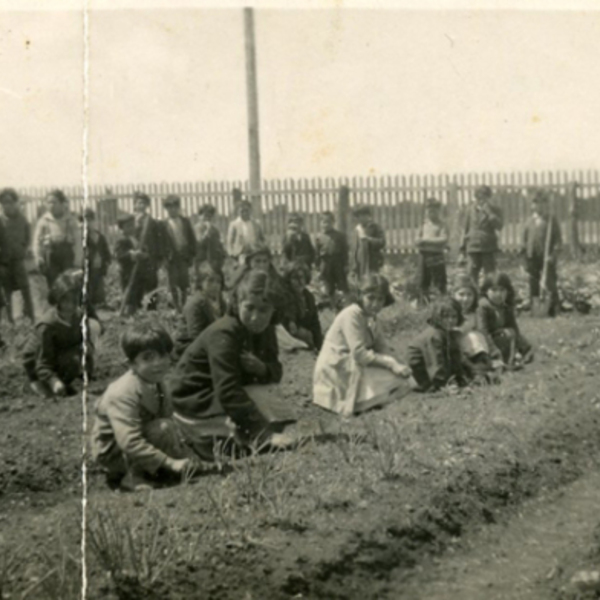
[2,258,600,600]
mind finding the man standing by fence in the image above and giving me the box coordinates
[460,185,503,284]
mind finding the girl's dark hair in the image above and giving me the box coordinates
[48,269,83,305]
[198,204,216,217]
[121,323,173,363]
[196,261,224,289]
[480,272,516,307]
[452,273,478,313]
[356,273,394,308]
[228,270,282,319]
[46,189,68,204]
[0,188,19,204]
[283,261,311,286]
[427,296,464,328]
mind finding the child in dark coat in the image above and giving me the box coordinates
[416,197,448,303]
[169,271,294,460]
[161,194,197,312]
[23,269,101,398]
[350,205,386,278]
[314,211,349,301]
[282,213,315,269]
[195,204,226,274]
[173,262,227,359]
[281,261,323,351]
[114,214,140,315]
[478,272,533,368]
[82,208,111,308]
[92,323,199,492]
[0,188,35,322]
[522,188,562,316]
[408,297,469,392]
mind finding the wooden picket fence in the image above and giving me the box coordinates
[15,169,600,254]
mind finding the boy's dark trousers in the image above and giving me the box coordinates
[87,268,106,307]
[43,242,75,288]
[320,261,348,297]
[166,255,191,310]
[527,255,559,316]
[467,252,496,285]
[125,259,158,312]
[3,259,34,321]
[418,254,447,301]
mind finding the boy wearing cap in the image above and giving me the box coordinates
[0,188,34,322]
[161,195,196,311]
[82,208,111,308]
[460,185,504,284]
[350,205,386,279]
[195,204,226,273]
[522,189,562,316]
[282,213,315,269]
[132,192,162,311]
[416,197,448,302]
[227,200,265,265]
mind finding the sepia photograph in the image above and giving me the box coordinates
[1,1,600,598]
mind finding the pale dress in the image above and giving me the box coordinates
[313,303,408,416]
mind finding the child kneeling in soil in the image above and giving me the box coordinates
[478,272,533,369]
[22,269,101,398]
[280,261,323,352]
[173,262,227,359]
[452,273,498,383]
[168,270,296,461]
[313,274,412,416]
[408,297,470,392]
[91,323,198,492]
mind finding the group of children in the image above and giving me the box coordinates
[0,184,564,492]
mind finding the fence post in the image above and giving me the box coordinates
[446,181,462,260]
[337,185,350,236]
[567,181,581,259]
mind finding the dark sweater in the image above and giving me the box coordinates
[314,229,348,272]
[408,325,466,391]
[169,315,282,432]
[0,212,30,261]
[161,216,197,264]
[460,203,503,254]
[86,230,111,276]
[282,231,316,268]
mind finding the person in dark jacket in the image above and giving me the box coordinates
[314,211,349,301]
[81,208,111,308]
[22,269,101,398]
[350,204,386,278]
[161,194,197,311]
[195,204,226,274]
[282,213,315,269]
[173,262,227,359]
[132,191,162,311]
[408,297,468,392]
[169,271,294,460]
[460,185,504,285]
[281,261,323,351]
[478,272,533,368]
[115,214,141,315]
[522,188,562,316]
[0,188,34,322]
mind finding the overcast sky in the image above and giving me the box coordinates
[0,3,598,187]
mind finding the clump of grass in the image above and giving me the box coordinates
[87,504,176,598]
[366,417,405,480]
[0,542,29,600]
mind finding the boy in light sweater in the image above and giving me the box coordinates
[92,323,199,492]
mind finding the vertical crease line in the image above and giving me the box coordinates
[81,0,90,598]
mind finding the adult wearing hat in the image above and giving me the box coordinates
[161,194,196,311]
[460,185,504,285]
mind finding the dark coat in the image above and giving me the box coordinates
[460,203,504,254]
[134,214,163,264]
[283,287,323,350]
[114,234,137,290]
[350,222,386,277]
[282,231,316,268]
[169,315,282,434]
[522,215,562,259]
[161,216,197,264]
[196,224,226,271]
[0,212,30,262]
[314,229,348,274]
[86,230,112,276]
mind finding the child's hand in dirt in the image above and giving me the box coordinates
[51,379,67,397]
[167,458,193,475]
[240,352,267,378]
[391,362,412,378]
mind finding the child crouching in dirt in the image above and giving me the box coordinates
[452,273,498,383]
[91,323,199,492]
[478,272,533,369]
[168,270,296,461]
[408,297,470,392]
[313,274,412,416]
[23,269,101,398]
[173,262,227,359]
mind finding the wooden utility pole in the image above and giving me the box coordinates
[244,8,262,215]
